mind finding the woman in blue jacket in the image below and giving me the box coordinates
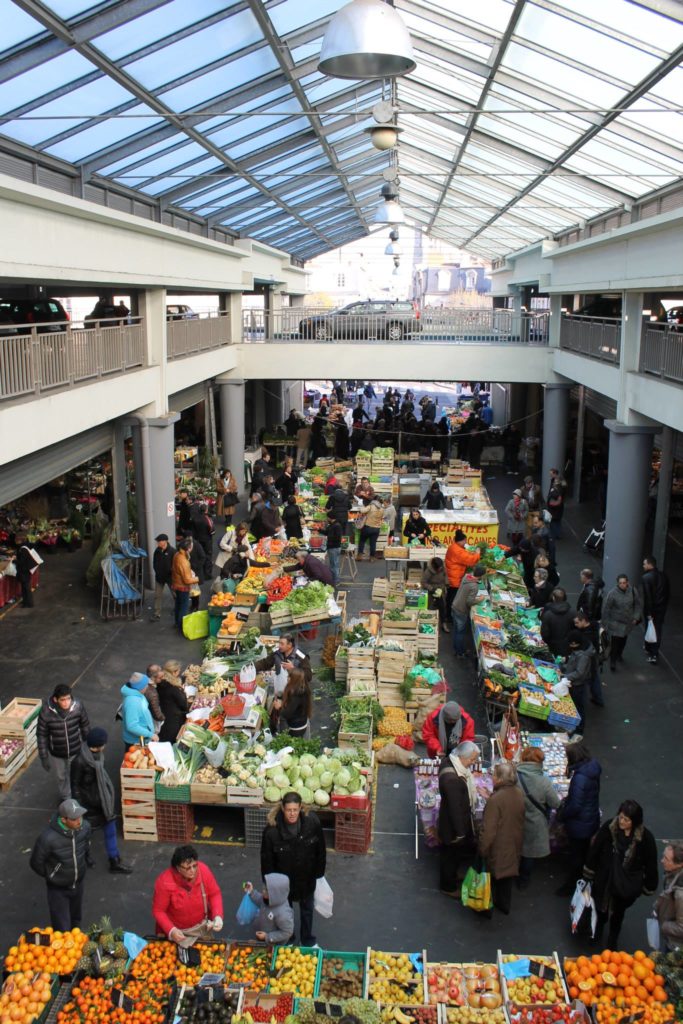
[120,673,157,746]
[555,741,601,895]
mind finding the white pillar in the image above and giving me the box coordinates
[132,412,179,587]
[111,420,128,543]
[218,377,246,494]
[138,287,167,414]
[603,421,656,585]
[541,383,571,497]
[617,291,644,423]
[548,294,562,349]
[490,383,509,427]
[572,385,586,503]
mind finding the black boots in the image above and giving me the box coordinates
[109,857,133,875]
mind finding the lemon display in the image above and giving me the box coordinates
[269,947,319,998]
[368,951,423,1006]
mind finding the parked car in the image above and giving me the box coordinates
[84,300,129,326]
[166,304,198,320]
[0,298,69,333]
[299,300,421,341]
[665,306,683,331]
[568,296,622,318]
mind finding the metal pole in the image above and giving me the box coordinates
[653,426,674,569]
[572,385,586,503]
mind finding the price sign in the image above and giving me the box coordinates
[178,946,201,966]
[314,1003,343,1017]
[199,973,225,987]
[196,987,225,1005]
[29,933,51,947]
[111,989,135,1013]
[529,960,556,982]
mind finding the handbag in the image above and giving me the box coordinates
[518,772,551,820]
[461,856,493,913]
[5,561,17,577]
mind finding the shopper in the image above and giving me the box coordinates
[30,798,92,930]
[255,635,312,686]
[422,701,475,758]
[529,568,553,609]
[403,508,432,544]
[561,629,593,731]
[502,422,522,474]
[576,567,604,622]
[283,495,305,540]
[540,588,574,657]
[641,555,670,664]
[504,489,529,544]
[326,483,350,536]
[153,845,223,944]
[534,550,558,588]
[171,539,198,632]
[421,556,448,630]
[382,497,397,536]
[152,533,175,621]
[555,741,601,895]
[244,875,294,945]
[573,610,604,707]
[444,530,481,618]
[70,728,132,875]
[13,534,39,607]
[143,664,165,731]
[120,672,157,746]
[521,476,543,513]
[184,536,207,608]
[546,481,564,541]
[275,460,297,504]
[516,747,561,888]
[451,565,487,656]
[215,467,238,523]
[320,511,343,586]
[296,421,312,469]
[157,662,190,744]
[438,740,480,897]
[602,574,642,672]
[37,684,91,800]
[273,670,312,739]
[357,499,384,560]
[478,761,525,914]
[584,799,658,948]
[654,841,683,951]
[261,792,326,946]
[177,489,194,534]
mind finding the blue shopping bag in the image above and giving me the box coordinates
[236,891,258,926]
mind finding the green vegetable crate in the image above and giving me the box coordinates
[315,950,367,999]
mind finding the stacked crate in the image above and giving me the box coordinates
[371,577,388,604]
[335,590,348,630]
[335,801,373,854]
[376,646,414,709]
[121,766,158,841]
[346,648,376,699]
[355,453,372,478]
[416,610,439,656]
[381,610,418,642]
[0,698,41,787]
[371,450,395,476]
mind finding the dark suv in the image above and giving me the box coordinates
[299,300,421,341]
[0,298,69,333]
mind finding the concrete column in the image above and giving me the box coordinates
[138,287,167,415]
[252,380,267,438]
[131,413,179,587]
[653,426,675,569]
[617,291,644,422]
[265,289,284,339]
[541,383,571,497]
[218,377,246,494]
[111,420,128,543]
[265,380,284,426]
[283,380,304,417]
[490,383,509,427]
[224,292,243,345]
[548,294,562,349]
[572,385,586,503]
[289,294,306,308]
[603,421,656,585]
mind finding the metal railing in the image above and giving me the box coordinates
[166,310,231,359]
[242,307,549,344]
[559,314,621,363]
[0,317,145,402]
[639,323,683,384]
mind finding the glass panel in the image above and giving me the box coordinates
[407,0,513,34]
[0,0,43,50]
[0,50,94,114]
[227,118,309,160]
[475,114,574,160]
[647,66,683,105]
[46,110,164,162]
[502,42,624,106]
[161,48,279,110]
[268,0,343,37]
[556,0,683,50]
[290,39,323,65]
[47,0,103,16]
[93,0,240,60]
[98,134,187,175]
[402,10,492,62]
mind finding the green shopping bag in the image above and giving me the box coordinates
[182,609,210,640]
[461,857,493,912]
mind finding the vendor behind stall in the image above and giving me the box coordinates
[255,635,312,686]
[422,701,475,758]
[403,508,431,543]
[153,845,223,946]
[354,477,376,505]
[296,550,334,586]
[423,483,447,510]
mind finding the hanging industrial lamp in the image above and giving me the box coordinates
[318,0,416,80]
[385,241,402,255]
[374,181,405,224]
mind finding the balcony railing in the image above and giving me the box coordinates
[640,323,683,384]
[0,317,144,402]
[242,307,549,344]
[559,314,621,364]
[167,310,231,359]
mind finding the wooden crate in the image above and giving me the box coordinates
[335,648,349,682]
[227,785,264,806]
[388,571,405,585]
[384,592,406,611]
[335,590,348,630]
[407,568,423,583]
[121,764,158,838]
[377,682,405,709]
[381,618,418,639]
[0,697,42,737]
[346,679,378,699]
[338,730,373,755]
[121,765,157,795]
[291,607,327,625]
[371,578,388,603]
[190,781,228,805]
[0,741,27,785]
[269,603,294,627]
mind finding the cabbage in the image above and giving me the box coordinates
[299,754,316,766]
[280,753,293,770]
[328,757,342,773]
[319,771,334,790]
[299,764,313,779]
[288,765,301,784]
[266,765,281,779]
[317,755,329,770]
[273,772,289,790]
[247,777,259,789]
[335,767,351,788]
[300,786,314,804]
[314,789,330,806]
[227,775,238,786]
[265,786,281,803]
[334,786,349,795]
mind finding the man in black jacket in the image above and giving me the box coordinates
[14,534,39,607]
[577,568,604,622]
[255,635,312,686]
[177,489,194,534]
[152,533,175,621]
[540,588,575,658]
[261,792,326,946]
[641,555,670,664]
[37,685,90,800]
[325,484,350,536]
[30,798,92,930]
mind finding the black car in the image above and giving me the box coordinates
[569,296,622,318]
[85,300,129,326]
[299,300,421,341]
[0,298,69,333]
[665,306,683,331]
[166,303,198,320]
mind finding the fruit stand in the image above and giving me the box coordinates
[2,930,678,1024]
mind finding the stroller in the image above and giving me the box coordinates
[583,520,605,552]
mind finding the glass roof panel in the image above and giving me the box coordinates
[161,48,280,110]
[0,0,43,50]
[267,0,343,37]
[93,1,241,61]
[227,118,309,159]
[0,50,94,114]
[46,110,164,162]
[99,134,188,176]
[501,42,624,106]
[556,0,683,50]
[405,0,513,34]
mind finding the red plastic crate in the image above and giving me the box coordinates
[334,803,372,854]
[156,801,195,843]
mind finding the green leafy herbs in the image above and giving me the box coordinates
[343,624,373,646]
[269,733,322,756]
[338,696,384,727]
[284,581,333,615]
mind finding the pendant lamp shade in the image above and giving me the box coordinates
[374,199,405,224]
[318,0,416,80]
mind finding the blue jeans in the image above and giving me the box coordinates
[103,819,120,859]
[327,547,341,587]
[174,588,190,630]
[452,611,469,655]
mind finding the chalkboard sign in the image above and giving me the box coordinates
[216,766,230,778]
[178,946,201,966]
[529,960,556,982]
[197,987,225,1005]
[111,989,135,1013]
[312,1003,343,1018]
[29,933,52,947]
[199,973,225,987]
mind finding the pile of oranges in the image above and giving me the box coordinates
[225,944,272,991]
[4,929,86,976]
[0,971,54,1024]
[129,940,226,987]
[564,950,674,1022]
[57,976,167,1024]
[176,943,226,986]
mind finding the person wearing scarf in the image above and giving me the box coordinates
[438,740,480,897]
[70,728,132,875]
[422,700,475,758]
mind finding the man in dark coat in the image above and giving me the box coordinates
[177,489,194,534]
[556,741,602,895]
[30,798,92,930]
[438,741,479,896]
[13,534,39,607]
[255,635,312,685]
[37,684,90,800]
[296,551,334,587]
[152,533,175,621]
[325,484,350,536]
[70,727,132,875]
[641,555,670,664]
[540,588,574,657]
[261,792,326,946]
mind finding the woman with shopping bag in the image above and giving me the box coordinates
[437,740,480,898]
[153,845,223,946]
[478,761,525,914]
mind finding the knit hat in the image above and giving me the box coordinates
[128,672,149,691]
[86,727,108,747]
[455,529,467,542]
[513,489,522,497]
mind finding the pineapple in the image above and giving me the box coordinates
[76,956,92,971]
[113,943,127,960]
[83,941,97,956]
[108,959,127,977]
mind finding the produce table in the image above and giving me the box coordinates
[0,568,40,608]
[400,508,499,548]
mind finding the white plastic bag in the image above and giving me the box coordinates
[273,668,289,696]
[204,738,227,768]
[646,915,660,951]
[644,618,657,644]
[314,876,334,919]
[570,879,597,937]
[5,561,17,577]
[240,663,256,684]
[552,678,571,698]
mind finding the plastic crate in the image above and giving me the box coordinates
[156,801,195,843]
[335,803,372,855]
[155,780,192,803]
[270,948,321,998]
[316,951,366,999]
[244,805,271,848]
[547,708,581,732]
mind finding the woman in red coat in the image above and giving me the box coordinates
[422,701,475,758]
[153,845,223,945]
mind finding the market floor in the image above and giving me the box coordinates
[0,475,681,960]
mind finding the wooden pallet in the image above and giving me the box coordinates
[227,785,264,806]
[190,782,228,805]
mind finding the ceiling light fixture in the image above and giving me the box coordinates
[318,0,416,80]
[365,98,402,150]
[374,181,405,224]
